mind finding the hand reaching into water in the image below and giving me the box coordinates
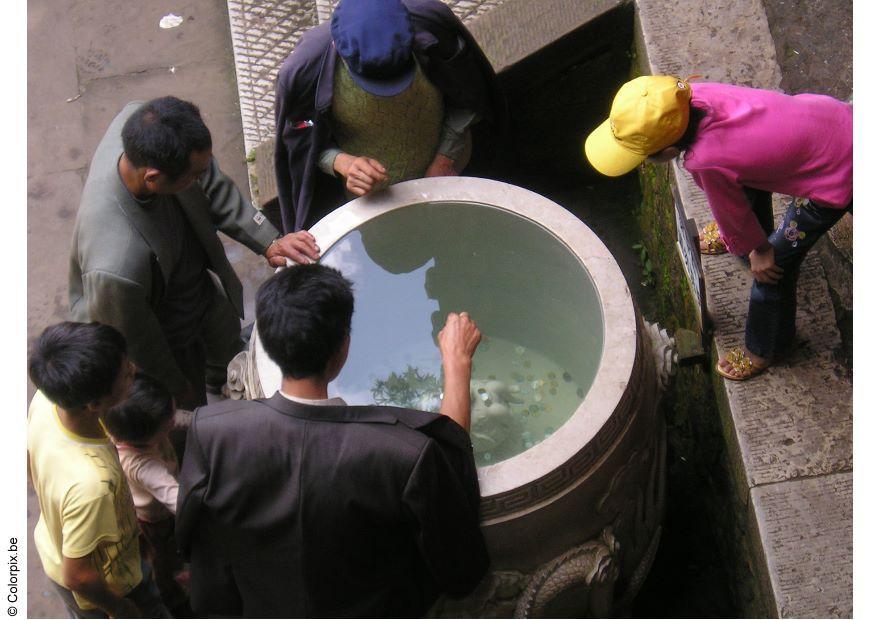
[438,312,482,432]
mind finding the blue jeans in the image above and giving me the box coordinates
[49,561,171,619]
[745,198,851,359]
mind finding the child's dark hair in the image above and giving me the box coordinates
[673,105,706,151]
[28,322,127,411]
[121,96,212,182]
[256,264,354,379]
[103,373,174,445]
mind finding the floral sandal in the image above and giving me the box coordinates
[716,347,769,381]
[699,221,728,255]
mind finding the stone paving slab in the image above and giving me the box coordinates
[464,0,622,74]
[751,472,853,618]
[637,0,852,615]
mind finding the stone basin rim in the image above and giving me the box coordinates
[293,176,638,499]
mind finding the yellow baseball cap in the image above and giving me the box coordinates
[585,75,692,177]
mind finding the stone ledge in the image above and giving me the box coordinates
[636,0,852,616]
[751,473,852,618]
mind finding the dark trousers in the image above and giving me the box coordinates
[171,278,243,410]
[745,198,851,359]
[50,561,171,619]
[139,518,189,612]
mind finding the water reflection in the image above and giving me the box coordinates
[320,202,604,464]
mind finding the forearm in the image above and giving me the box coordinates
[440,358,473,432]
[62,558,128,617]
[198,157,279,253]
[693,168,769,256]
[138,461,180,516]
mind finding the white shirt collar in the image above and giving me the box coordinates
[278,390,347,407]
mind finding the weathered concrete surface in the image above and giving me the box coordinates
[636,0,852,616]
[751,473,853,618]
[761,0,853,372]
[463,0,624,74]
[26,0,271,616]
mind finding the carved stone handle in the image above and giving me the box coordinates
[515,528,620,618]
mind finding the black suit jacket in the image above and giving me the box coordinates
[176,393,489,618]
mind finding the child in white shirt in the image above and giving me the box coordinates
[104,373,191,615]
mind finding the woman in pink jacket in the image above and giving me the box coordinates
[585,75,852,380]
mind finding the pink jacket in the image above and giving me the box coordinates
[683,82,852,255]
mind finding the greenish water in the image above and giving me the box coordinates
[320,201,604,466]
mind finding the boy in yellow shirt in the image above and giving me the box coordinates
[27,322,170,618]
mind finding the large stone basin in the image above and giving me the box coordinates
[237,177,666,617]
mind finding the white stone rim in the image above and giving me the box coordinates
[260,176,637,498]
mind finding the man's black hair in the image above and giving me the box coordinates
[256,264,354,379]
[28,322,127,411]
[121,96,212,181]
[104,373,174,445]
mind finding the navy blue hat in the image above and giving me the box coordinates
[331,0,416,97]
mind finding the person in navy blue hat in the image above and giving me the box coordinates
[274,0,505,233]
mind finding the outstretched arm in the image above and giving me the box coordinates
[437,312,481,432]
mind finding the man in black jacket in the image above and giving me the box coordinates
[273,0,503,232]
[176,264,489,617]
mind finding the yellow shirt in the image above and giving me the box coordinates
[27,391,142,610]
